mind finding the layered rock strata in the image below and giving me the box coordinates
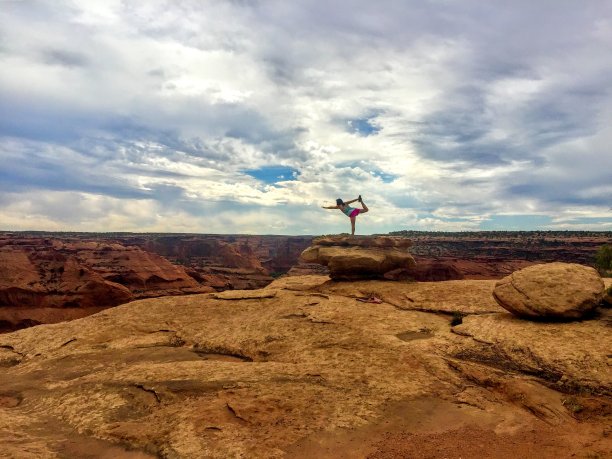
[0,237,211,331]
[493,262,605,320]
[300,235,416,280]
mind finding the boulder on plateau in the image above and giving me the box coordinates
[492,262,605,320]
[300,235,415,280]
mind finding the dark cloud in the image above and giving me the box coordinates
[0,151,149,199]
[41,48,88,67]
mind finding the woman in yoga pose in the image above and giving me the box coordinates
[322,195,369,235]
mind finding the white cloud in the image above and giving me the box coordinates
[0,0,611,233]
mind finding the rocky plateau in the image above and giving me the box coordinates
[0,269,610,458]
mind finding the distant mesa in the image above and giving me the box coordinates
[300,235,416,280]
[493,262,605,320]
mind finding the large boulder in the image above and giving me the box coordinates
[300,235,415,280]
[493,262,605,320]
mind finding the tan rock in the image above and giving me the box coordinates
[300,236,415,280]
[313,235,412,248]
[0,276,609,458]
[0,238,213,331]
[451,310,612,395]
[493,262,605,319]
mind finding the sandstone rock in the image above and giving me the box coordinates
[403,259,465,281]
[451,310,612,395]
[300,236,415,280]
[0,248,134,310]
[313,235,412,248]
[211,290,276,300]
[0,276,609,457]
[493,262,605,320]
[0,238,213,331]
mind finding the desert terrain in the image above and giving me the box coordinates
[0,271,610,458]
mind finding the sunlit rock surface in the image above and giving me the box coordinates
[493,263,605,320]
[0,275,610,458]
[300,236,416,280]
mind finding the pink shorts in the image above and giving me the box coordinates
[349,209,360,218]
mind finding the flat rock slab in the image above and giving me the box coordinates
[313,235,412,248]
[493,262,605,320]
[320,279,503,315]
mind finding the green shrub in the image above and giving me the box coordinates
[595,244,612,273]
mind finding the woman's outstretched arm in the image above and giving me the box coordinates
[322,205,338,209]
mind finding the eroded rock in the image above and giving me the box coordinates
[0,238,213,331]
[450,310,612,395]
[493,262,605,320]
[0,276,609,457]
[300,236,415,280]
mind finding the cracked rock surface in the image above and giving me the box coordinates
[0,275,610,458]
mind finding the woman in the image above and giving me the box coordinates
[322,195,369,235]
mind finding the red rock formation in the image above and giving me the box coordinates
[0,236,212,331]
[111,234,314,289]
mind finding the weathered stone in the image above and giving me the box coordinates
[0,276,609,457]
[451,310,612,395]
[493,262,605,320]
[300,236,415,280]
[211,290,276,300]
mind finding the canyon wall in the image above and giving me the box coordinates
[1,231,610,331]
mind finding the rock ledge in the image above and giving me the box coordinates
[300,235,415,280]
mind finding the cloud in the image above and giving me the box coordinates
[0,0,611,233]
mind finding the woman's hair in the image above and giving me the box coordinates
[336,198,344,206]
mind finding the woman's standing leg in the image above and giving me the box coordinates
[350,216,356,235]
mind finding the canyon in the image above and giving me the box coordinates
[1,231,610,332]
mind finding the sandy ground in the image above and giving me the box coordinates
[286,397,611,459]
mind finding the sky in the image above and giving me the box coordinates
[1,0,611,235]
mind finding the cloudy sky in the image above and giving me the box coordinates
[1,0,611,234]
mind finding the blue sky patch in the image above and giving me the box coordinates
[371,171,397,183]
[243,166,298,184]
[347,117,380,136]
